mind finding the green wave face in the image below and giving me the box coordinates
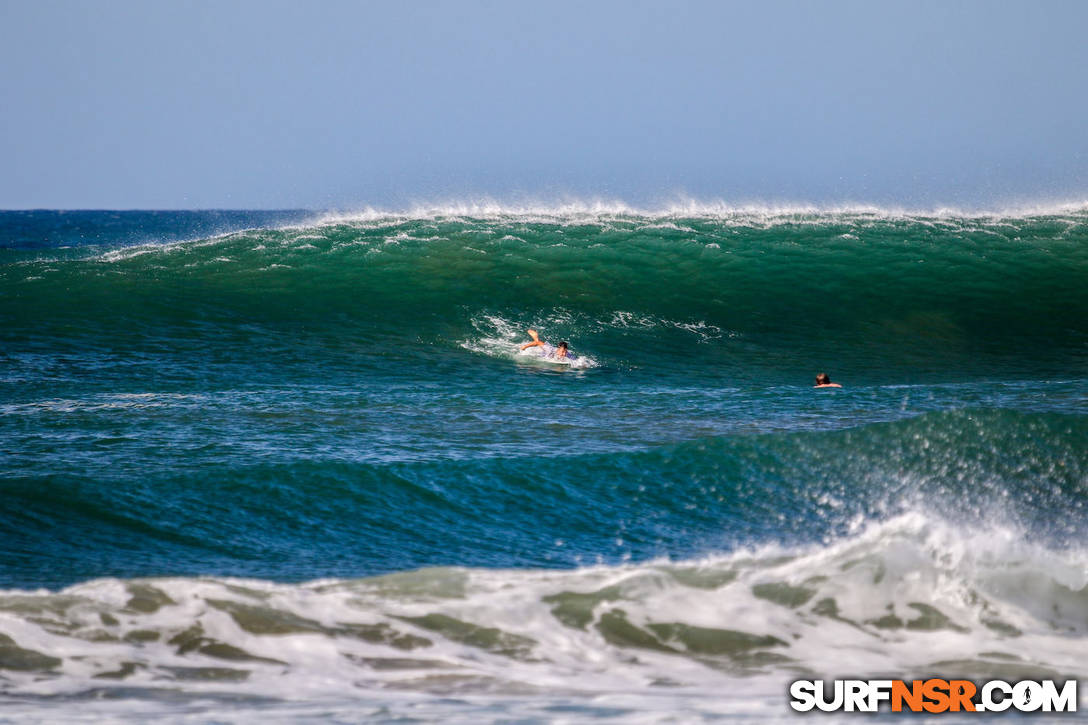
[3,210,1087,381]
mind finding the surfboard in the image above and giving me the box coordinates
[517,347,577,366]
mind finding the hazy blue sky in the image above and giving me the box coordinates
[2,0,1086,209]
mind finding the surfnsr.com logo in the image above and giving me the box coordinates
[790,679,1078,713]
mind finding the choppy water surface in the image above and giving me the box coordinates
[2,205,1086,721]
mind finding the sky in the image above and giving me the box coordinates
[1,0,1087,210]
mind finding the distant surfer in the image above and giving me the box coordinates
[519,329,573,361]
[814,373,841,388]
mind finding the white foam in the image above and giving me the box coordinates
[460,314,599,369]
[12,195,1071,271]
[461,312,738,367]
[1,513,1084,723]
[310,195,1088,227]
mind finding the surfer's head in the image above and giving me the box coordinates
[557,341,569,358]
[815,373,831,386]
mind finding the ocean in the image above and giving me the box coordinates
[1,204,1086,721]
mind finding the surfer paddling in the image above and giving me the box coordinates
[814,373,841,388]
[519,329,572,360]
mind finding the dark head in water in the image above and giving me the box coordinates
[557,341,569,358]
[814,373,842,388]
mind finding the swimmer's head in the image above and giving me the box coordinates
[815,373,831,385]
[557,341,569,358]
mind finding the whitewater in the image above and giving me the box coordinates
[1,204,1086,721]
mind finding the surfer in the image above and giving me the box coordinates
[519,329,571,360]
[814,373,841,388]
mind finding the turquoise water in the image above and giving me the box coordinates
[1,206,1086,720]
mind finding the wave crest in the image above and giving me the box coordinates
[310,196,1088,225]
[0,514,1084,718]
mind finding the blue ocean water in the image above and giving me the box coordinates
[1,205,1086,721]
